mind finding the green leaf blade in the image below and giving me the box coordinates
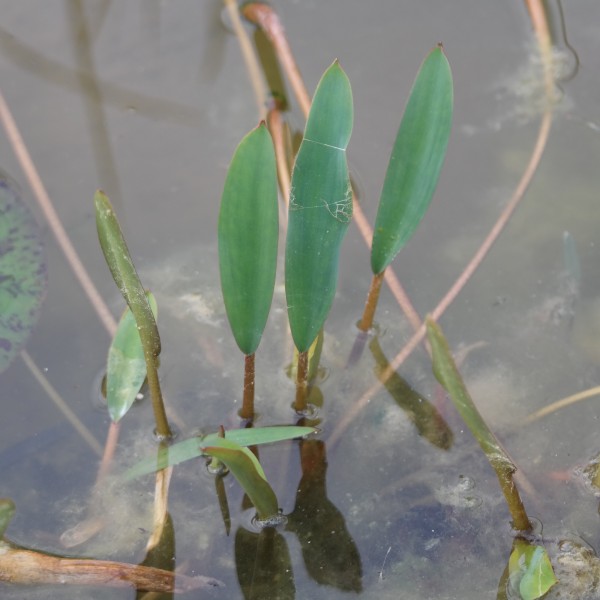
[0,177,47,373]
[509,540,557,600]
[201,439,279,520]
[124,426,316,480]
[107,292,158,422]
[371,45,453,274]
[426,317,503,458]
[94,191,160,358]
[285,61,353,352]
[218,123,279,355]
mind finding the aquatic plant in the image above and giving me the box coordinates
[95,191,172,439]
[0,1,589,598]
[218,122,279,420]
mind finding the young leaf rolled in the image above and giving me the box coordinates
[218,122,278,355]
[285,61,353,352]
[371,45,453,275]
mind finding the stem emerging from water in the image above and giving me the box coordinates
[426,317,532,532]
[358,271,385,332]
[240,353,256,421]
[293,351,309,414]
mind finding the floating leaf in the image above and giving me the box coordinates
[124,426,316,479]
[218,122,278,355]
[371,45,453,275]
[201,438,279,519]
[0,177,47,373]
[509,540,557,600]
[285,61,353,352]
[106,292,158,422]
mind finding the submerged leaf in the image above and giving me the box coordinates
[124,425,316,479]
[0,498,16,538]
[371,45,453,274]
[201,438,279,519]
[0,177,47,373]
[106,292,158,422]
[285,61,353,352]
[509,540,557,600]
[219,122,279,355]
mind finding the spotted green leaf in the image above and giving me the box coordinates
[219,122,278,355]
[371,45,453,274]
[106,292,158,422]
[0,177,47,372]
[285,61,353,352]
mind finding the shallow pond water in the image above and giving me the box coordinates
[1,1,600,598]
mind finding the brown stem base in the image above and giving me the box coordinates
[358,271,385,332]
[293,351,309,413]
[240,353,256,421]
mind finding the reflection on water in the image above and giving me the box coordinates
[1,1,600,599]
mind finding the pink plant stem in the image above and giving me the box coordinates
[95,421,120,484]
[328,103,553,450]
[0,88,120,481]
[0,89,117,337]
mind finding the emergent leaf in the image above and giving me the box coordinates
[219,122,278,355]
[285,61,353,352]
[371,45,453,274]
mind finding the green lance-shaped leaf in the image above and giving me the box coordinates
[0,177,47,373]
[201,438,279,520]
[371,45,453,275]
[508,540,557,600]
[285,61,353,352]
[95,191,171,439]
[106,292,158,422]
[219,122,278,355]
[124,425,317,479]
[94,191,160,357]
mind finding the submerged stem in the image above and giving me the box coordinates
[145,353,171,440]
[240,353,256,421]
